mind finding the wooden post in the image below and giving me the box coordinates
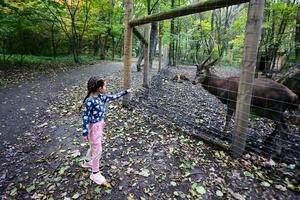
[123,0,133,107]
[158,22,162,72]
[231,0,265,157]
[143,24,151,88]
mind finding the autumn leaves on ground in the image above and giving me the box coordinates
[0,63,299,199]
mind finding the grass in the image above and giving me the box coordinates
[0,54,124,70]
[0,54,124,85]
[1,54,103,63]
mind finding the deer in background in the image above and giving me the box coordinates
[192,56,299,153]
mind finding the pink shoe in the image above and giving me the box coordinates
[81,161,92,168]
[90,172,106,185]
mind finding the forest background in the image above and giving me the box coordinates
[0,0,299,74]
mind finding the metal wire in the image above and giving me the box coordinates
[131,69,300,165]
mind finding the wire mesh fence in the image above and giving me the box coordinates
[131,65,300,168]
[127,0,299,175]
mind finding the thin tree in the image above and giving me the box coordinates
[149,0,159,69]
[169,0,175,66]
[296,4,300,61]
[41,0,91,63]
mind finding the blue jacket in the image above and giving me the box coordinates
[82,90,128,136]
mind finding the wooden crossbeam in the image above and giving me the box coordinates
[130,0,250,27]
[133,27,148,46]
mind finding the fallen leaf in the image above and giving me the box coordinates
[275,184,287,191]
[261,181,271,187]
[196,186,206,195]
[139,168,150,177]
[128,193,135,200]
[170,181,177,186]
[72,193,80,199]
[26,184,36,193]
[173,191,180,196]
[102,182,112,189]
[10,188,18,196]
[216,190,223,197]
[95,186,101,193]
[70,150,81,158]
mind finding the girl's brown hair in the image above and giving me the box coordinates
[79,76,105,111]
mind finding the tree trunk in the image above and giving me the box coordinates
[269,13,289,74]
[296,6,300,61]
[143,24,150,88]
[51,22,57,59]
[149,21,158,68]
[72,40,80,63]
[149,1,159,69]
[112,35,115,60]
[264,1,295,76]
[100,35,109,60]
[169,0,175,66]
[123,0,133,107]
[1,39,4,63]
[94,36,100,56]
[71,15,80,63]
[158,22,163,72]
[210,10,215,56]
[175,17,181,65]
[215,7,229,60]
[117,36,123,58]
[220,7,230,58]
[216,9,222,58]
[136,44,144,72]
[19,20,25,65]
[147,0,151,15]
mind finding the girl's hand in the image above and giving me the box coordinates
[84,136,89,142]
[127,88,133,93]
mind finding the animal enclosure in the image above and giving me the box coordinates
[130,65,300,192]
[123,0,299,169]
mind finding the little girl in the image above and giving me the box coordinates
[81,76,132,185]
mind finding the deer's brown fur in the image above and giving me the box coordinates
[193,61,299,153]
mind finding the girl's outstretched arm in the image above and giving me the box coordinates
[82,99,93,136]
[102,89,131,103]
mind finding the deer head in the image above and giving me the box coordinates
[192,56,218,85]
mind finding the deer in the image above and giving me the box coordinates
[192,56,299,153]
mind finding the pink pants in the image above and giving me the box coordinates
[86,120,105,172]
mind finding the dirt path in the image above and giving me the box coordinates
[1,63,299,199]
[0,62,122,148]
[0,62,127,193]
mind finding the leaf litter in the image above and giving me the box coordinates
[1,64,299,199]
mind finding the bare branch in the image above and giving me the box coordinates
[79,0,92,41]
[150,0,160,14]
[40,0,71,40]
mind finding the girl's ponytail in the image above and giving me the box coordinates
[78,91,91,111]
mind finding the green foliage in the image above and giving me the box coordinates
[0,0,298,67]
[0,54,101,69]
[260,0,298,69]
[194,19,211,32]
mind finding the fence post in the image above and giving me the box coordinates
[143,24,151,88]
[123,0,133,107]
[231,0,265,157]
